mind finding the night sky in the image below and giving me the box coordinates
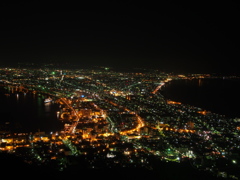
[0,1,239,74]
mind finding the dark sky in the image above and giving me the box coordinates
[0,1,239,74]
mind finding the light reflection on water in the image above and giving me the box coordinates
[0,88,63,133]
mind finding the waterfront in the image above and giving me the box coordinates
[161,78,240,118]
[1,66,240,179]
[1,78,240,133]
[0,87,63,133]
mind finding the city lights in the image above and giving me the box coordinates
[0,65,240,179]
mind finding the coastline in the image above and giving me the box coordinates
[0,86,63,134]
[160,78,240,118]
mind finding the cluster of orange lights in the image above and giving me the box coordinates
[164,127,195,133]
[167,100,181,105]
[197,110,209,115]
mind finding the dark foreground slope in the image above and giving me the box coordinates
[0,152,224,180]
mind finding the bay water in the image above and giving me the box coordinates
[161,78,240,118]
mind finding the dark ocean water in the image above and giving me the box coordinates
[0,86,63,133]
[160,78,240,118]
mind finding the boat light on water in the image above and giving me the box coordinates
[44,97,52,103]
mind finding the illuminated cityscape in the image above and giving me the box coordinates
[0,0,239,179]
[0,64,240,179]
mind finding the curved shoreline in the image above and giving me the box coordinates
[160,78,240,118]
[0,86,63,133]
